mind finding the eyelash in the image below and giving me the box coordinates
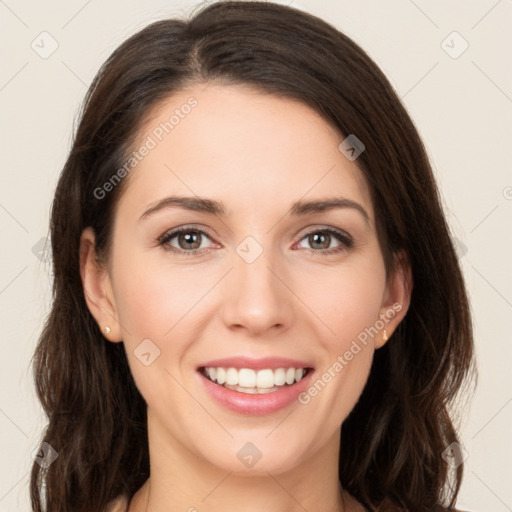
[157,225,354,257]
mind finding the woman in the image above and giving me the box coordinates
[29,1,476,511]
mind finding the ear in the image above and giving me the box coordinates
[375,249,413,349]
[79,227,123,343]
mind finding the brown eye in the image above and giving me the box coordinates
[159,227,214,256]
[175,230,202,250]
[308,232,331,250]
[296,228,353,254]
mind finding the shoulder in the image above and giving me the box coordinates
[104,495,129,512]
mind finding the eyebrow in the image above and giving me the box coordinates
[139,195,370,225]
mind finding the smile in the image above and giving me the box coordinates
[196,357,315,415]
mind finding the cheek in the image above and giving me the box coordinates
[301,255,386,347]
[113,254,210,339]
[111,258,205,408]
[109,253,209,395]
[295,256,385,417]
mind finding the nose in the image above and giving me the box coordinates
[220,244,294,336]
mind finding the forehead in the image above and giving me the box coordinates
[116,84,373,224]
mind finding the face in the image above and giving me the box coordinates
[81,83,410,476]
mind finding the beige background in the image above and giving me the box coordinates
[1,0,511,510]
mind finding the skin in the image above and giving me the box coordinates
[80,84,412,512]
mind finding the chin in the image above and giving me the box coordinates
[201,437,308,476]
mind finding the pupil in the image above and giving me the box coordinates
[311,232,329,249]
[180,231,200,249]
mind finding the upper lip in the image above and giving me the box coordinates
[198,356,314,371]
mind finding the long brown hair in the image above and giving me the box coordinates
[29,2,476,510]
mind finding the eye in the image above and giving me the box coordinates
[158,226,216,256]
[295,228,353,255]
[158,226,353,257]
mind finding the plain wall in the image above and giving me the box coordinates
[0,0,511,510]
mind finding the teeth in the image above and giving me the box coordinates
[202,366,308,390]
[256,369,274,388]
[226,367,238,385]
[223,383,278,394]
[239,368,256,387]
[216,367,226,385]
[274,368,286,386]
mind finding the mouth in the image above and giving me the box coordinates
[199,366,314,394]
[196,358,315,415]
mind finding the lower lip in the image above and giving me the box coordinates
[198,369,314,416]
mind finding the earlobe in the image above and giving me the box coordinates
[79,227,122,342]
[375,249,413,349]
